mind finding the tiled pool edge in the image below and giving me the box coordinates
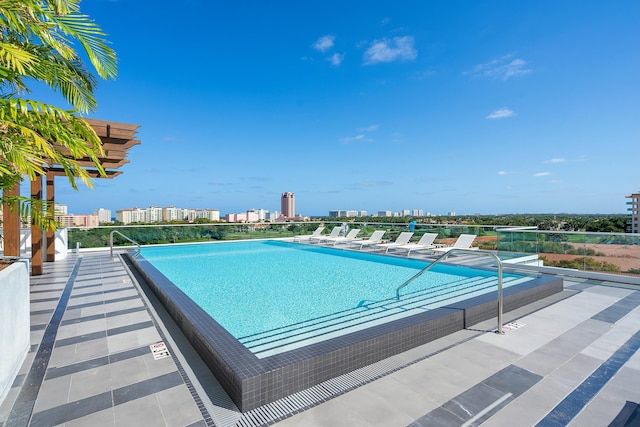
[123,253,563,412]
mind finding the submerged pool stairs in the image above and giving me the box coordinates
[239,274,535,358]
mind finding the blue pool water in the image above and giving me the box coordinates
[139,240,515,339]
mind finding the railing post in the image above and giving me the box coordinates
[396,248,505,335]
[110,230,115,260]
[497,261,504,335]
[110,230,141,260]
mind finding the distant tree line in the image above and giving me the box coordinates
[317,214,629,233]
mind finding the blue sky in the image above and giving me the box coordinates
[34,0,640,216]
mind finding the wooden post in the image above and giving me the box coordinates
[31,177,43,275]
[2,184,20,257]
[46,172,55,262]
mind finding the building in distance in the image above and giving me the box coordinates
[281,192,295,218]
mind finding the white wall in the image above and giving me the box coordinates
[0,228,67,260]
[0,260,30,406]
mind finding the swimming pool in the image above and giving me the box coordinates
[126,239,563,412]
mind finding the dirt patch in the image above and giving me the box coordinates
[436,236,640,273]
[541,243,640,272]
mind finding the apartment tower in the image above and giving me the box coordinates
[281,192,295,218]
[626,191,639,233]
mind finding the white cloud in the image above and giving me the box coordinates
[487,108,516,119]
[545,158,566,163]
[466,54,532,80]
[340,134,373,144]
[328,53,344,66]
[363,36,417,65]
[313,35,335,53]
[357,124,379,132]
[533,172,552,177]
[498,171,514,175]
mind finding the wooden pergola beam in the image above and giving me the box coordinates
[74,158,130,168]
[25,118,140,275]
[31,177,43,275]
[46,169,123,178]
[2,184,20,257]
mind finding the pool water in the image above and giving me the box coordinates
[139,240,513,338]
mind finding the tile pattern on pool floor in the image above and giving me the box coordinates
[0,250,639,427]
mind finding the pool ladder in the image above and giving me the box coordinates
[109,230,141,260]
[395,249,505,335]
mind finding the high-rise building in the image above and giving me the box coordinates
[626,191,639,233]
[281,192,295,218]
[93,208,112,224]
[54,203,67,215]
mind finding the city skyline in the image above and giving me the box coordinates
[23,1,639,216]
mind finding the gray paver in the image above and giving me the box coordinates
[3,249,640,427]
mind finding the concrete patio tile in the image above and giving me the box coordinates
[155,383,205,427]
[568,366,640,427]
[103,297,145,312]
[389,357,484,406]
[445,338,521,369]
[65,407,116,427]
[545,353,601,390]
[29,330,45,347]
[143,351,181,378]
[625,346,640,371]
[79,303,107,317]
[582,286,634,299]
[581,323,640,361]
[32,375,72,412]
[106,309,152,329]
[113,393,165,426]
[109,355,151,389]
[278,385,415,427]
[73,337,110,362]
[356,373,440,420]
[48,343,78,367]
[75,317,109,335]
[481,376,573,427]
[107,327,161,353]
[68,364,113,403]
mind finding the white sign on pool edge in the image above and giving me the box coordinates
[503,322,526,332]
[150,342,170,360]
[493,321,526,333]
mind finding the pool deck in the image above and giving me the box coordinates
[1,250,639,427]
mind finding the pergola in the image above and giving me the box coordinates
[2,118,140,275]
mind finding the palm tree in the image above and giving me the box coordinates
[0,0,117,226]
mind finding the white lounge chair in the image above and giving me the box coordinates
[376,232,414,253]
[390,233,438,256]
[310,226,342,243]
[293,226,325,242]
[431,234,477,253]
[324,229,361,246]
[349,230,386,250]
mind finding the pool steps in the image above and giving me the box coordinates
[240,275,534,358]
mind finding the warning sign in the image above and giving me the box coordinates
[502,322,526,332]
[150,342,170,360]
[493,321,526,334]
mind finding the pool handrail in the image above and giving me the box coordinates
[395,249,505,335]
[110,230,141,260]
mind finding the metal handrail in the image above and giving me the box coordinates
[395,249,505,334]
[110,230,141,260]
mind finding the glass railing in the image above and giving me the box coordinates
[2,220,633,280]
[65,222,640,278]
[497,228,640,277]
[66,222,502,250]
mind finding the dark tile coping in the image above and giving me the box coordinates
[123,252,562,412]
